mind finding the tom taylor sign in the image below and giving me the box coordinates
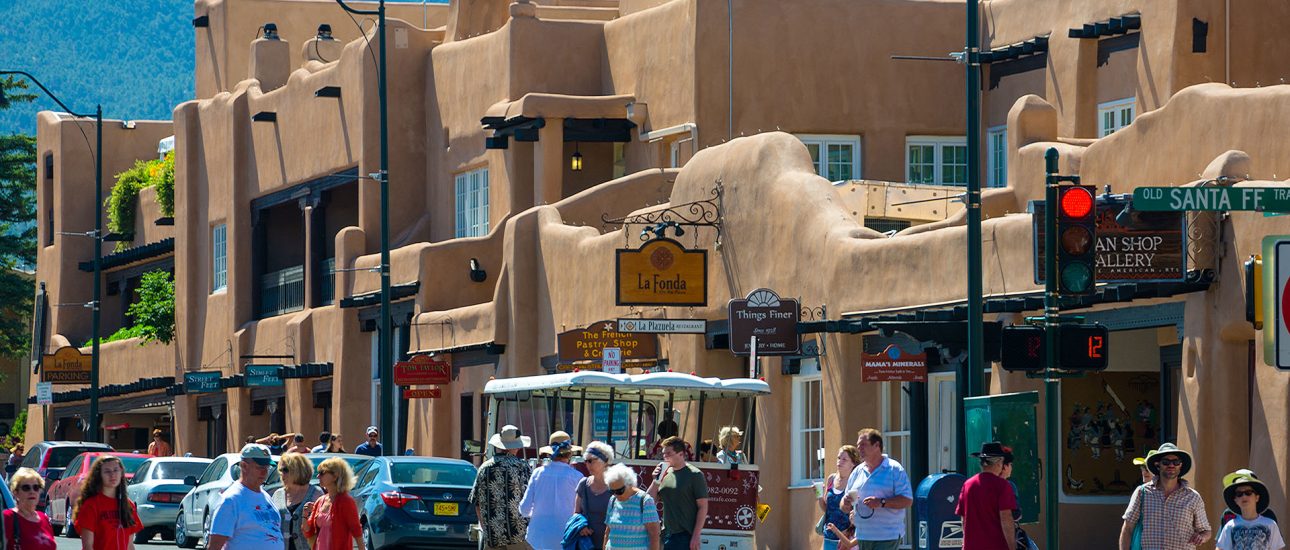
[728,288,800,356]
[616,238,707,306]
[1033,200,1186,282]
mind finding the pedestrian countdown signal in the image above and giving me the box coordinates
[1057,186,1098,295]
[1000,324,1110,372]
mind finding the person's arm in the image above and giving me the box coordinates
[80,530,94,550]
[646,521,661,550]
[689,498,708,550]
[1118,520,1134,550]
[1189,495,1212,545]
[827,524,858,548]
[344,496,364,550]
[518,469,538,517]
[1001,510,1016,549]
[883,469,915,509]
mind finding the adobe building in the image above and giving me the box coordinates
[26,0,1290,547]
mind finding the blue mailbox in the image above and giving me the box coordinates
[914,473,966,550]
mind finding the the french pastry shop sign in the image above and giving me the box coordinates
[862,344,928,382]
[616,238,707,306]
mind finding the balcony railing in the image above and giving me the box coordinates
[259,265,304,318]
[318,257,336,306]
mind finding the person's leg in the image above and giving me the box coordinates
[662,533,692,550]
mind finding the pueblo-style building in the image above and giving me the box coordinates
[27,0,1290,547]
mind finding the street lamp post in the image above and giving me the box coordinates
[333,0,394,456]
[0,71,103,443]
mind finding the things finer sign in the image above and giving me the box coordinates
[728,288,800,356]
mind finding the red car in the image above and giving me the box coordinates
[46,451,150,537]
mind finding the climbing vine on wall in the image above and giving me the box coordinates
[104,151,174,250]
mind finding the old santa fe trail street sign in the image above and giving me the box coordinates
[1133,186,1290,212]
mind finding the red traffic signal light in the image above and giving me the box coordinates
[1056,185,1098,295]
[1059,186,1094,218]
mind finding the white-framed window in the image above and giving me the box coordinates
[987,126,1007,187]
[211,224,227,293]
[454,167,490,238]
[796,134,861,182]
[790,359,824,485]
[1098,98,1136,137]
[906,136,968,186]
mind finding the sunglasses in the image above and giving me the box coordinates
[1158,459,1184,466]
[1235,490,1257,498]
[280,468,289,473]
[609,485,627,496]
[15,484,39,493]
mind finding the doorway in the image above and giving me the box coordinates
[928,371,958,474]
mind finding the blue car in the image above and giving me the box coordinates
[351,457,479,550]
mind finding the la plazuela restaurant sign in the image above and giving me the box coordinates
[616,238,707,306]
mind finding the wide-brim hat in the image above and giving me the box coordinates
[1146,443,1192,477]
[488,425,532,450]
[1223,469,1271,515]
[1132,450,1158,467]
[971,441,1007,459]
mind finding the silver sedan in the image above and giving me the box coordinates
[126,456,213,544]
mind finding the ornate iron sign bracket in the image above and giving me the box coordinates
[602,182,723,247]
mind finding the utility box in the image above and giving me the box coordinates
[914,473,966,550]
[965,391,1040,523]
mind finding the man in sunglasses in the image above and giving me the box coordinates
[1119,443,1211,550]
[208,444,284,550]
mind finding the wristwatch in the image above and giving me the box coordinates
[880,498,887,508]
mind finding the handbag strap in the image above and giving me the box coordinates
[11,508,21,550]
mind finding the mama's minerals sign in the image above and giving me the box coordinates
[616,238,707,306]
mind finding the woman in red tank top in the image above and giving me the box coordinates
[5,467,57,550]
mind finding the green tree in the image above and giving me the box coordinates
[6,409,25,449]
[0,77,37,359]
[126,270,175,345]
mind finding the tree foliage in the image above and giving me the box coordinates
[0,77,36,359]
[126,270,175,345]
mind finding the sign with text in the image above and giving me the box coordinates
[41,347,91,384]
[616,238,707,306]
[36,382,52,405]
[634,464,760,531]
[558,320,659,364]
[1276,241,1290,369]
[602,347,622,374]
[617,318,707,334]
[402,388,442,399]
[393,355,452,385]
[245,365,283,387]
[592,402,630,436]
[1034,201,1186,282]
[728,288,800,356]
[184,371,222,393]
[1132,186,1290,212]
[862,345,928,382]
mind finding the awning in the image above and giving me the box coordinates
[30,376,175,405]
[339,282,419,308]
[78,238,174,272]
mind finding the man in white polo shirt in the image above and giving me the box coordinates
[841,428,914,550]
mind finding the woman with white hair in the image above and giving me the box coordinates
[716,426,745,465]
[603,464,660,550]
[574,442,615,549]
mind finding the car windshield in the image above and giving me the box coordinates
[46,448,94,469]
[390,462,476,486]
[119,457,148,474]
[307,455,371,474]
[152,462,209,481]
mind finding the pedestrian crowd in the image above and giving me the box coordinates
[470,421,760,550]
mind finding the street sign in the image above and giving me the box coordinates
[402,388,442,399]
[602,347,622,374]
[1276,241,1290,369]
[393,355,451,385]
[41,346,91,384]
[616,238,708,306]
[36,382,52,405]
[728,288,800,356]
[616,318,707,334]
[184,371,222,393]
[557,321,658,364]
[861,345,927,382]
[245,365,283,387]
[1034,201,1186,282]
[1132,186,1290,212]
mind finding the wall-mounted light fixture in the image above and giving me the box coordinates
[262,23,280,40]
[469,258,487,283]
[570,142,583,172]
[192,15,210,28]
[317,24,334,40]
[251,111,277,122]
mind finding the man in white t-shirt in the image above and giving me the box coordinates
[207,444,284,550]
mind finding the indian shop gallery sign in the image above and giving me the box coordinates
[557,320,659,368]
[616,238,707,306]
[862,344,927,382]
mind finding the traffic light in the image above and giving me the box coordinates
[1056,185,1097,294]
[1000,324,1109,372]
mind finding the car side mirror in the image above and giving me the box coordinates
[462,440,483,455]
[183,475,197,486]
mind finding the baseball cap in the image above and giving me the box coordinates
[366,426,379,436]
[240,443,273,466]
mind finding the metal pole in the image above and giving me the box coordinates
[90,105,102,443]
[1043,148,1061,550]
[957,0,985,474]
[335,0,393,456]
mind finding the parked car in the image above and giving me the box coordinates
[47,451,150,536]
[350,456,479,550]
[174,452,281,549]
[126,456,213,543]
[16,441,113,510]
[261,453,375,495]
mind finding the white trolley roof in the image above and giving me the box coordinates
[484,372,770,401]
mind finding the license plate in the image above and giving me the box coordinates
[433,502,459,516]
